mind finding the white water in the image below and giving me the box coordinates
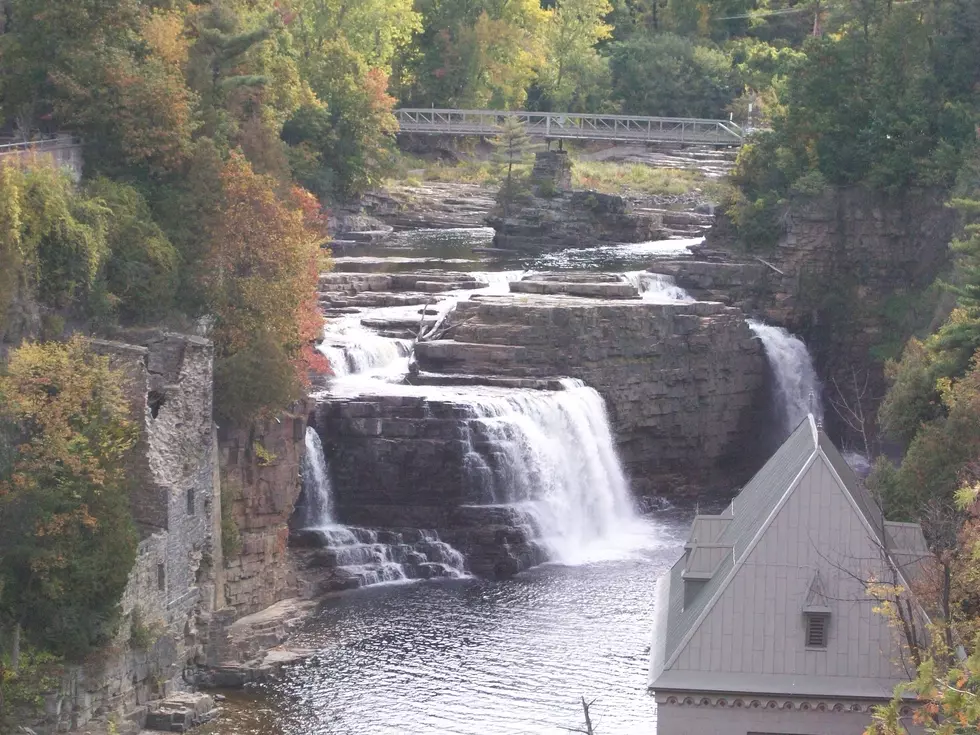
[300,430,468,583]
[319,270,528,384]
[747,320,823,435]
[301,427,333,527]
[622,271,695,304]
[462,379,643,564]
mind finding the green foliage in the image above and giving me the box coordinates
[608,34,737,118]
[285,40,398,199]
[538,0,613,112]
[0,646,62,724]
[0,338,139,660]
[729,1,980,250]
[252,441,277,467]
[85,178,179,323]
[129,608,163,651]
[397,0,549,109]
[0,164,109,325]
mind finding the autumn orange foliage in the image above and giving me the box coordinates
[201,152,327,424]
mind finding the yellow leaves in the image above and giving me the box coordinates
[142,10,190,69]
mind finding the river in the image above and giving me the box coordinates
[204,229,724,735]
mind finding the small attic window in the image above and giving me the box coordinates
[805,613,829,648]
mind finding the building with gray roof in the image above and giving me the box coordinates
[649,415,928,734]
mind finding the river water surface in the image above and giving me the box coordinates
[205,512,691,735]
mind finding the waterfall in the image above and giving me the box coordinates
[622,272,694,304]
[301,427,333,527]
[318,335,412,378]
[747,320,823,435]
[462,379,641,564]
[299,429,468,585]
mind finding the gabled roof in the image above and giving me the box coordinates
[649,414,920,688]
[655,417,817,673]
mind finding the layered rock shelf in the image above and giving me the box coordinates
[489,189,669,253]
[415,287,768,493]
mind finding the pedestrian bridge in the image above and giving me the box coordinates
[395,109,745,146]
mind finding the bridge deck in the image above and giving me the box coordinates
[395,109,744,146]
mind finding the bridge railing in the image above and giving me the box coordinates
[0,135,84,181]
[395,109,744,145]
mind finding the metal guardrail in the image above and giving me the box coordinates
[0,136,84,181]
[395,109,745,146]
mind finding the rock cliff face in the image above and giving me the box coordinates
[415,291,768,493]
[703,186,959,443]
[489,189,669,252]
[217,405,309,617]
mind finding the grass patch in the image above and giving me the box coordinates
[389,152,731,201]
[572,161,700,196]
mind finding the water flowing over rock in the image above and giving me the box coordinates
[461,379,639,564]
[416,288,768,493]
[301,428,332,527]
[318,336,412,378]
[314,379,645,576]
[622,271,695,303]
[747,320,823,436]
[291,525,467,593]
[294,427,468,590]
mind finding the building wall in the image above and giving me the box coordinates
[655,699,878,735]
[671,457,908,682]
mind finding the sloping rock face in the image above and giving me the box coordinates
[704,186,960,444]
[415,292,768,493]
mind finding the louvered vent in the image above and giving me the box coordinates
[805,614,828,648]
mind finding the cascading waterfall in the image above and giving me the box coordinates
[622,272,694,304]
[301,427,333,527]
[299,427,467,584]
[747,320,823,435]
[461,379,641,564]
[318,335,412,378]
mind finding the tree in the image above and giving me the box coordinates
[492,117,537,222]
[285,39,399,199]
[199,152,326,425]
[86,177,179,323]
[608,34,737,118]
[398,0,549,109]
[539,0,613,111]
[0,338,139,662]
[289,0,421,72]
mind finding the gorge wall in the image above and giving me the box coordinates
[26,333,310,734]
[696,186,960,445]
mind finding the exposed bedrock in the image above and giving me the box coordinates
[311,391,549,578]
[414,291,769,494]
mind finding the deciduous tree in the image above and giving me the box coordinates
[0,338,138,661]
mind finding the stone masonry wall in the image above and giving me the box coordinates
[40,334,218,735]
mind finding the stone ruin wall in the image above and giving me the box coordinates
[38,334,218,735]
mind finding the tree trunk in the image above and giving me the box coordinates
[581,698,595,735]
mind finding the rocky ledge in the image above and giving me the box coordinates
[488,189,668,253]
[415,277,769,493]
[333,183,498,232]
